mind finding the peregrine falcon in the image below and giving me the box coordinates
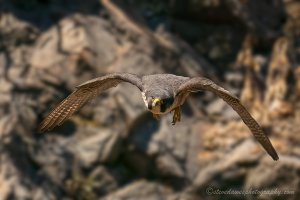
[39,73,279,160]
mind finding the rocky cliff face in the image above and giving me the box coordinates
[0,0,299,200]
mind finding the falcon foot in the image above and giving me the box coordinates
[172,107,181,125]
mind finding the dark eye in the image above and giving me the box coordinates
[160,98,174,112]
[164,98,174,107]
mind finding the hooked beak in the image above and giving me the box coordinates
[152,98,161,107]
[148,98,161,110]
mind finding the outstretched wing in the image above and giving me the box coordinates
[175,77,279,161]
[39,73,143,132]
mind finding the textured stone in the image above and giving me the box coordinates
[102,180,173,200]
[0,0,299,199]
[67,128,122,166]
[245,156,300,199]
[30,15,118,69]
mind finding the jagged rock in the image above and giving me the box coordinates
[102,180,174,200]
[0,13,38,46]
[192,140,264,190]
[236,34,265,120]
[66,127,122,166]
[206,98,240,120]
[0,53,8,77]
[65,166,120,199]
[295,67,300,98]
[0,113,17,141]
[0,7,214,198]
[0,79,13,106]
[126,115,201,180]
[156,153,185,177]
[245,156,300,199]
[30,14,117,70]
[1,0,300,199]
[264,37,294,122]
[284,1,300,48]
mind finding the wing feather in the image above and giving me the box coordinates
[39,73,142,132]
[176,77,279,160]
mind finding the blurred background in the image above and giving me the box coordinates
[0,0,299,199]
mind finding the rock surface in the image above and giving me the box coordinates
[0,0,300,199]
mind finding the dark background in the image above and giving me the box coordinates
[0,0,299,199]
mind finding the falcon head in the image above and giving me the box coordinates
[142,93,174,114]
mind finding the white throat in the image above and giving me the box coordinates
[141,92,161,114]
[141,92,148,107]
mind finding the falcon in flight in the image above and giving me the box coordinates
[39,73,279,160]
